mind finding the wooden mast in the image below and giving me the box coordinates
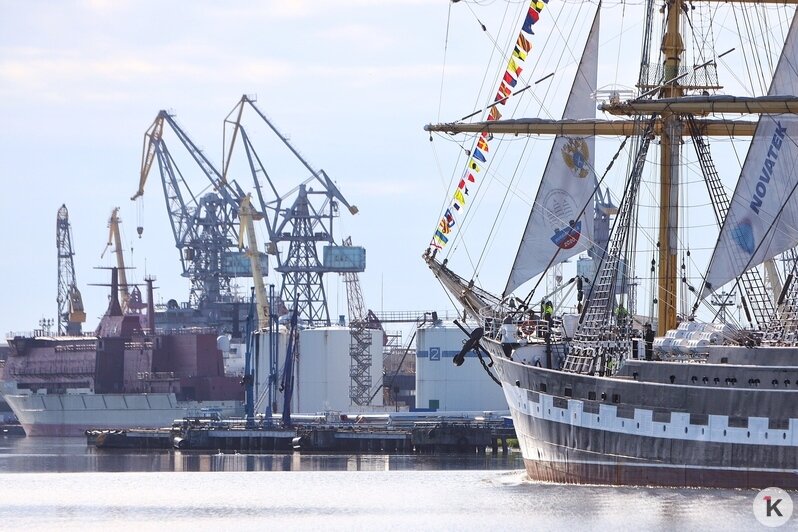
[657,0,685,334]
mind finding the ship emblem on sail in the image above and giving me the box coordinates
[544,190,582,249]
[551,219,582,249]
[731,219,755,254]
[561,138,590,178]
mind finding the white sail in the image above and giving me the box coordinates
[702,11,798,297]
[504,10,600,296]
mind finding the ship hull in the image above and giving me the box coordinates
[489,342,798,489]
[4,393,243,437]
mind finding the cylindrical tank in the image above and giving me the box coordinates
[416,320,507,411]
[298,326,384,412]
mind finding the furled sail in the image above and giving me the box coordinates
[702,11,798,297]
[504,10,600,296]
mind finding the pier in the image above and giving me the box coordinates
[87,413,516,454]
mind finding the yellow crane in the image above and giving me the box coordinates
[101,207,131,313]
[238,195,269,328]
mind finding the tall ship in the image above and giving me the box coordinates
[425,1,798,487]
[1,269,243,436]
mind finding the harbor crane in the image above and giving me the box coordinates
[223,94,363,327]
[131,110,266,315]
[56,204,86,335]
[223,95,366,424]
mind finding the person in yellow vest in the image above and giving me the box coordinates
[615,303,628,327]
[543,300,554,320]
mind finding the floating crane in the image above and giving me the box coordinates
[56,205,86,335]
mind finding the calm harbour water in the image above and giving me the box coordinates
[0,436,782,531]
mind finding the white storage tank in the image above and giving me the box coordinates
[416,320,507,411]
[297,326,383,412]
[254,325,385,415]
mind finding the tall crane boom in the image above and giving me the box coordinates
[101,207,130,313]
[56,205,85,335]
[238,195,269,329]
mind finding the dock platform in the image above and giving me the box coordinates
[87,413,516,454]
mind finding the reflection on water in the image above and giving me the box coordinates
[0,436,778,530]
[0,436,525,473]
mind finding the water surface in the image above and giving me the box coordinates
[0,436,779,531]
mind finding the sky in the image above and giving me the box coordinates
[0,0,506,335]
[0,0,792,337]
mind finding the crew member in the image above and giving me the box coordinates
[644,323,655,361]
[543,300,554,320]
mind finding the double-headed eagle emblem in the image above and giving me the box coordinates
[561,138,590,178]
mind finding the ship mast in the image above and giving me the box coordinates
[425,2,798,333]
[657,0,685,334]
